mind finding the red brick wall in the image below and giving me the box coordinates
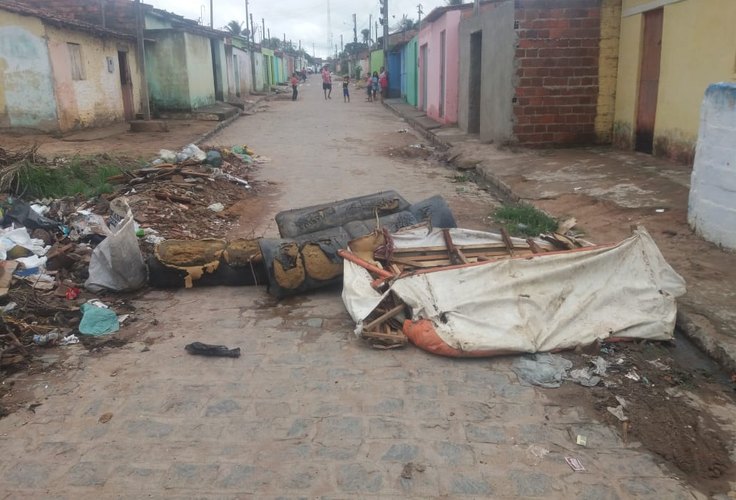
[513,0,601,146]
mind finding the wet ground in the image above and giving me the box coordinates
[0,76,735,497]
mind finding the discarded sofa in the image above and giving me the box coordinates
[260,192,456,298]
[341,226,687,356]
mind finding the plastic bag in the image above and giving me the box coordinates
[176,144,207,163]
[85,199,146,292]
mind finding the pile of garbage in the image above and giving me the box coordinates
[0,143,265,370]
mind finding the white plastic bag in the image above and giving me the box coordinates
[85,199,146,292]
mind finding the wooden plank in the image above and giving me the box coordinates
[526,238,544,254]
[500,227,515,256]
[363,304,405,332]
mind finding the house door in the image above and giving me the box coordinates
[211,41,224,101]
[635,8,663,154]
[420,44,428,111]
[233,55,241,97]
[117,51,134,121]
[468,31,482,133]
[439,30,446,118]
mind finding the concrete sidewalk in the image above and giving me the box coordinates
[385,99,736,373]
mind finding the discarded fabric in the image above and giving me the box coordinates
[185,342,241,358]
[79,302,120,336]
[511,354,572,388]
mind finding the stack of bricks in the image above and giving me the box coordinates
[513,0,602,146]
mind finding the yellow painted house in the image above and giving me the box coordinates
[613,0,736,164]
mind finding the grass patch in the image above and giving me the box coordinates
[493,202,558,237]
[3,155,138,199]
[449,173,470,183]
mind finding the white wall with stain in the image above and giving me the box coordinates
[0,12,58,130]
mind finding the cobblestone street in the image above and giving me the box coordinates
[0,78,707,498]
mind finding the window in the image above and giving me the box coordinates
[67,43,86,80]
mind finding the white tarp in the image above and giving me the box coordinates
[342,226,686,355]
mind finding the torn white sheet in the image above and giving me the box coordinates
[342,227,686,355]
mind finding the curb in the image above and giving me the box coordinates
[386,100,736,373]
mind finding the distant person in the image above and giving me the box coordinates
[290,72,299,101]
[343,76,350,103]
[371,71,379,102]
[379,66,388,103]
[365,72,373,102]
[321,66,332,100]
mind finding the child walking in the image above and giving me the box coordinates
[365,72,373,102]
[290,72,299,101]
[343,76,350,103]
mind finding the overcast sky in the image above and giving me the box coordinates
[145,0,452,57]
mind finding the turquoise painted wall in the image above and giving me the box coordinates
[145,31,192,110]
[403,37,418,107]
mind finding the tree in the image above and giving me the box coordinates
[446,0,464,5]
[397,14,417,32]
[225,20,243,35]
[361,28,372,43]
[264,37,282,50]
[344,41,368,56]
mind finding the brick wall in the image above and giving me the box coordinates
[513,0,602,146]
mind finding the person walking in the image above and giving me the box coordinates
[321,65,332,100]
[343,76,350,103]
[371,71,379,103]
[290,72,299,101]
[365,72,373,102]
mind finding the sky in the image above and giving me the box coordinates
[145,0,452,58]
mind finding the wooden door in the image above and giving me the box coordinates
[635,8,663,153]
[420,44,428,111]
[117,51,134,121]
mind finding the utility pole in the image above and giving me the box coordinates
[262,18,266,44]
[417,4,423,27]
[210,0,213,28]
[340,34,343,52]
[352,13,357,43]
[381,0,389,54]
[375,21,378,45]
[245,0,256,91]
[368,14,372,43]
[135,0,150,119]
[327,0,333,62]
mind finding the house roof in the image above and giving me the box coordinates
[0,0,136,40]
[422,3,475,24]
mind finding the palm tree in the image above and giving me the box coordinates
[225,20,243,36]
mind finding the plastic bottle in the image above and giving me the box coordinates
[33,331,61,346]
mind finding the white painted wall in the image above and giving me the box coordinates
[688,83,736,249]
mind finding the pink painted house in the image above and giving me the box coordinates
[418,4,473,125]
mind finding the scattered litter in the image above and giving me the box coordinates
[207,202,225,212]
[565,457,586,472]
[185,342,241,358]
[607,405,629,421]
[33,331,61,346]
[647,359,670,371]
[625,370,641,382]
[576,435,588,447]
[79,302,120,336]
[526,444,550,465]
[400,462,425,479]
[65,287,81,300]
[655,208,666,213]
[511,354,573,388]
[98,412,113,424]
[615,395,628,408]
[59,334,80,345]
[568,356,608,387]
[1,301,17,312]
[397,129,409,133]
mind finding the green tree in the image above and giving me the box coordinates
[446,0,464,5]
[225,20,243,35]
[397,14,417,31]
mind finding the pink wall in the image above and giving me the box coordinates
[418,10,461,125]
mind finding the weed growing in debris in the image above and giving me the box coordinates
[7,156,131,199]
[450,173,470,183]
[493,202,558,237]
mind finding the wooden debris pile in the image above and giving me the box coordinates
[339,225,592,350]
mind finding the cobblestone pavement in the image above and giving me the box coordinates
[0,78,702,498]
